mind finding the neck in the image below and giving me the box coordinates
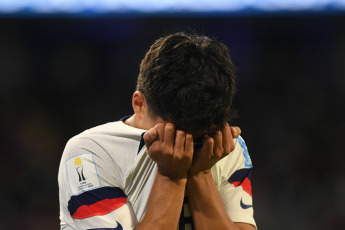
[124,115,138,128]
[124,113,163,131]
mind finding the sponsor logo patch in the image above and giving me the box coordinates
[66,153,101,195]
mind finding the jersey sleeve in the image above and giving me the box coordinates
[211,136,257,229]
[59,137,137,230]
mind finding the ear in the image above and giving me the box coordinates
[132,91,148,120]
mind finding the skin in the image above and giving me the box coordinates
[125,91,255,230]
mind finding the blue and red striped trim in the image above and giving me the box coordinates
[228,168,253,197]
[68,186,127,219]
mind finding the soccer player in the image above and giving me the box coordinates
[58,32,257,230]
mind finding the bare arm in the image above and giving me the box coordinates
[136,123,193,230]
[187,125,255,230]
[187,172,255,230]
[137,172,187,230]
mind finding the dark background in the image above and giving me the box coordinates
[1,15,345,229]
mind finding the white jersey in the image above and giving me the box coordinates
[58,118,257,230]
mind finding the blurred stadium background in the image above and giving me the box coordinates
[1,0,345,229]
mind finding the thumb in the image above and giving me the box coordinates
[143,127,158,147]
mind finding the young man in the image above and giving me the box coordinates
[58,32,257,230]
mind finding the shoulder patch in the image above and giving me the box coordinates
[66,153,101,195]
[237,136,252,167]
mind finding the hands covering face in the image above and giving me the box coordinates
[143,123,241,179]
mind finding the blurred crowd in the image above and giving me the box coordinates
[0,16,344,229]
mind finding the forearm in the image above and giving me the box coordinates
[187,172,240,230]
[136,171,186,230]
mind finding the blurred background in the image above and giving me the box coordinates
[1,0,345,229]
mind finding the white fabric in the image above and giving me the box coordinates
[58,120,256,229]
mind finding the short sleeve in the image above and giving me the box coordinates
[58,137,137,230]
[211,136,257,229]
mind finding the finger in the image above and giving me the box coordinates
[222,123,232,154]
[201,135,214,156]
[163,123,175,147]
[230,126,241,138]
[174,130,186,158]
[143,127,158,147]
[154,123,165,142]
[213,130,223,158]
[184,133,194,159]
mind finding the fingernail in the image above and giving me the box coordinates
[149,128,156,137]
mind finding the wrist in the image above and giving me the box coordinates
[188,168,212,178]
[156,170,188,186]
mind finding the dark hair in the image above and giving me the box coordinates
[136,32,236,134]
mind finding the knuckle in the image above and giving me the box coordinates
[214,149,223,158]
[223,147,230,155]
[236,127,242,135]
[155,123,164,130]
[162,145,173,155]
[143,133,152,143]
[180,152,191,160]
[223,143,231,154]
[185,133,192,141]
[206,137,214,145]
[149,144,159,154]
[173,153,182,161]
[165,123,175,132]
[175,130,185,137]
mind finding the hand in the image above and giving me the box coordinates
[188,123,241,176]
[143,123,194,180]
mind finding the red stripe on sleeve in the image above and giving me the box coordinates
[230,178,252,197]
[231,181,241,187]
[240,177,252,197]
[72,197,127,219]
